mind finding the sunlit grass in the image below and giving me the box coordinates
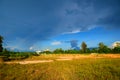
[0,56,120,80]
[24,54,120,61]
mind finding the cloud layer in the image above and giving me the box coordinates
[51,41,62,45]
[0,0,120,50]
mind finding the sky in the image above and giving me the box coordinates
[0,0,120,51]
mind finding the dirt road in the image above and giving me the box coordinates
[3,58,73,64]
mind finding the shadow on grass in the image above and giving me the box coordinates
[0,56,29,62]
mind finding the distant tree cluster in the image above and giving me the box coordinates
[52,42,120,54]
[82,42,120,54]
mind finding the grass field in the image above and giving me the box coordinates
[0,54,120,80]
[24,54,120,60]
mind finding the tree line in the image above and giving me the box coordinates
[80,41,120,53]
[42,41,120,54]
[0,35,120,55]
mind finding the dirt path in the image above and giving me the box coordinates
[5,60,53,64]
[3,58,73,64]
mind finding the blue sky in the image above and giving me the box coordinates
[0,0,120,51]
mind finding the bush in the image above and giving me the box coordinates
[113,47,120,53]
[53,48,64,54]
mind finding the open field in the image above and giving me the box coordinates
[0,54,120,80]
[22,53,120,61]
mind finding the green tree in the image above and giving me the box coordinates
[0,35,3,52]
[98,42,104,53]
[64,49,80,54]
[113,47,120,53]
[98,42,111,53]
[2,48,10,57]
[91,48,98,53]
[81,42,87,53]
[53,48,64,54]
[98,42,105,49]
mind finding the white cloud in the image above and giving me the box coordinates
[29,46,34,50]
[51,41,62,45]
[29,46,38,51]
[62,29,81,34]
[112,41,120,48]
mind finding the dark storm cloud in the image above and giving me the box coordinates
[72,0,120,29]
[70,40,79,50]
[0,0,62,46]
[0,0,120,49]
[92,0,120,28]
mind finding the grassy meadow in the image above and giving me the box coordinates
[0,54,120,80]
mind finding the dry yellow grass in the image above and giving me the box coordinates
[1,54,120,64]
[1,57,120,80]
[24,54,120,61]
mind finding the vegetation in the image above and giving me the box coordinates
[98,42,111,53]
[0,45,120,61]
[0,58,120,80]
[53,48,64,54]
[0,35,120,80]
[0,49,38,61]
[113,47,120,53]
[81,41,87,53]
[0,35,120,61]
[0,35,3,52]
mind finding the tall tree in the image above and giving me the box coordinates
[98,42,105,53]
[98,42,111,53]
[0,35,3,52]
[98,42,105,49]
[81,42,87,53]
[113,46,120,53]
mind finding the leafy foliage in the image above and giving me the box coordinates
[81,42,87,53]
[64,49,80,54]
[53,48,64,54]
[113,47,120,53]
[98,42,111,53]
